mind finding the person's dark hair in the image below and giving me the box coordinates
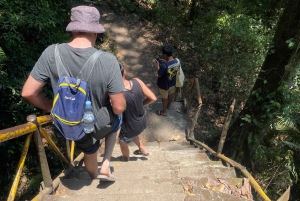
[119,62,124,76]
[162,45,173,57]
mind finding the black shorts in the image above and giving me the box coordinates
[75,114,122,154]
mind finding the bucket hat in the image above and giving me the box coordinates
[66,6,105,33]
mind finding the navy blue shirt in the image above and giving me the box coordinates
[157,59,180,90]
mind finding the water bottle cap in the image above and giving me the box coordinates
[86,101,91,106]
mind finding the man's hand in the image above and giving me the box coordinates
[154,59,160,71]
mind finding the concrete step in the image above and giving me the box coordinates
[66,164,237,181]
[54,178,183,196]
[99,141,197,153]
[108,150,207,162]
[190,186,248,201]
[65,163,239,193]
[106,150,211,163]
[118,141,197,150]
[177,165,238,182]
[42,189,247,201]
[42,193,188,201]
[43,180,246,201]
[67,169,175,180]
[110,147,204,157]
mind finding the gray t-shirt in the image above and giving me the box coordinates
[30,43,124,139]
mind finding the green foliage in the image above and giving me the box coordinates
[0,0,299,199]
[28,174,43,191]
[254,141,297,200]
[0,0,70,199]
[0,0,70,129]
[0,137,27,199]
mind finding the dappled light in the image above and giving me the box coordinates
[1,0,299,200]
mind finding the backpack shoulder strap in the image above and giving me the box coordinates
[77,50,102,81]
[176,58,181,66]
[55,44,102,80]
[54,44,70,77]
[176,58,181,74]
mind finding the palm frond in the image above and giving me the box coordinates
[282,141,300,151]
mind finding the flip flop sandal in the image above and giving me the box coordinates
[97,174,116,182]
[133,150,150,156]
[156,110,167,116]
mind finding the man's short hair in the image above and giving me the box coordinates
[162,46,173,57]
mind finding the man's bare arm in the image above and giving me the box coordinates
[109,92,126,114]
[134,78,157,106]
[21,75,52,113]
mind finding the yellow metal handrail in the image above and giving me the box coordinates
[186,78,272,201]
[0,114,77,201]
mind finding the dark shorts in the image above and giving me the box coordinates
[75,114,123,154]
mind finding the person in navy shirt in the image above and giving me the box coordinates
[154,45,180,116]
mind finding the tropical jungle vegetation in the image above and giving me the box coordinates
[0,0,299,200]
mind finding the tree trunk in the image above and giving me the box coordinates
[226,0,300,163]
[189,0,200,22]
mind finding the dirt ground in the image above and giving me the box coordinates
[97,3,161,97]
[95,2,226,145]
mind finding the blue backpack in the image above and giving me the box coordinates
[51,44,102,141]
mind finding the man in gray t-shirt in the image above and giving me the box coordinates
[22,6,126,181]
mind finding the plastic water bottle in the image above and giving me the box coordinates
[83,101,95,133]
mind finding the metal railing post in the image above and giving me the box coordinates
[28,115,52,189]
[7,133,32,201]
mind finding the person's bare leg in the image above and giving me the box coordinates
[167,93,174,109]
[118,139,129,161]
[162,98,168,115]
[133,136,148,154]
[84,152,98,179]
[99,129,118,176]
[100,138,105,147]
[116,129,120,141]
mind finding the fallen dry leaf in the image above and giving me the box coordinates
[203,177,253,200]
[169,135,181,141]
[218,184,225,192]
[174,109,181,113]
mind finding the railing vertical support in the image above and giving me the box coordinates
[217,99,236,154]
[188,78,202,140]
[7,133,32,201]
[70,140,75,163]
[28,115,52,189]
[66,140,71,162]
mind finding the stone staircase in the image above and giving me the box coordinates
[42,141,250,201]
